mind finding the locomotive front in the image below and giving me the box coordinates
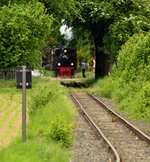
[52,47,77,77]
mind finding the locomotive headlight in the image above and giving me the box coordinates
[71,63,74,66]
[64,49,67,53]
[58,63,61,66]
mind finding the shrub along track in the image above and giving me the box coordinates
[0,94,22,147]
[70,92,150,162]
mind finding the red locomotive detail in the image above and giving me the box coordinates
[51,47,77,78]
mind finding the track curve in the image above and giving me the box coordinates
[70,92,150,162]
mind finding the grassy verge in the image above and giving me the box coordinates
[93,33,150,122]
[94,76,150,122]
[0,77,76,162]
[94,77,117,99]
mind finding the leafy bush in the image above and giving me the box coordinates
[114,81,150,120]
[132,82,150,120]
[111,32,150,120]
[34,107,75,148]
[48,115,74,148]
[113,32,150,82]
[95,32,150,121]
[0,2,52,68]
[28,78,75,149]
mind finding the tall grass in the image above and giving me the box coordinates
[0,141,70,162]
[94,76,150,122]
[0,79,17,94]
[94,77,117,99]
[0,77,76,162]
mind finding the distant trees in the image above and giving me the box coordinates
[0,2,52,68]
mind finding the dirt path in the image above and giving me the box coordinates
[0,95,21,147]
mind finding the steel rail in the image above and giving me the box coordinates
[70,92,121,162]
[73,81,82,88]
[88,93,150,145]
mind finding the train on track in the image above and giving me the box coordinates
[51,47,77,78]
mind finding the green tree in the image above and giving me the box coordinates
[39,0,78,47]
[0,2,52,68]
[67,0,150,78]
[39,0,77,19]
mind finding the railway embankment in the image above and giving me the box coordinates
[0,78,76,162]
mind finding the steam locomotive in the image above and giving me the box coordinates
[51,47,77,78]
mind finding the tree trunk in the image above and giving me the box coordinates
[91,22,106,79]
[95,42,105,79]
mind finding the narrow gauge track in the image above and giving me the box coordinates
[70,92,150,162]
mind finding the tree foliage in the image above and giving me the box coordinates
[0,0,32,6]
[95,31,150,120]
[71,0,150,55]
[0,2,52,68]
[103,0,150,56]
[66,0,150,77]
[111,32,150,119]
[38,0,78,47]
[113,32,150,82]
[39,0,77,19]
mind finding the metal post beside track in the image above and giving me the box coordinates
[22,66,26,143]
[16,66,32,143]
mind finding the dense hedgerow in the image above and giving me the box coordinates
[113,33,150,82]
[112,32,150,120]
[95,32,150,121]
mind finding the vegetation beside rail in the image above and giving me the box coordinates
[94,32,150,121]
[0,77,76,162]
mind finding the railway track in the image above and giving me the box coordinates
[60,80,87,88]
[70,92,150,162]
